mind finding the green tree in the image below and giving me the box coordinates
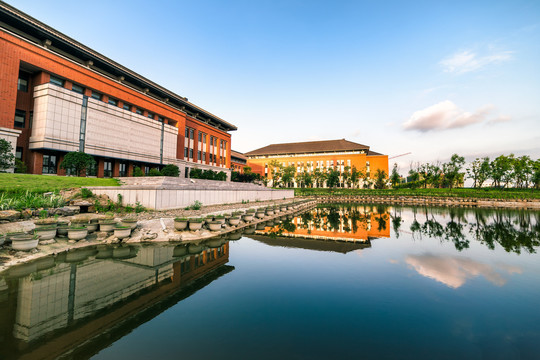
[133,166,144,177]
[342,166,351,188]
[374,169,388,189]
[282,165,296,187]
[269,160,284,187]
[326,167,341,188]
[60,151,95,177]
[532,159,540,189]
[390,163,400,188]
[350,166,362,189]
[0,138,15,171]
[490,154,513,188]
[467,157,490,188]
[161,164,180,177]
[512,155,532,188]
[442,154,465,188]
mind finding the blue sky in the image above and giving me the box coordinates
[8,0,540,172]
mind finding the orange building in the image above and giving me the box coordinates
[230,150,247,173]
[0,3,236,178]
[245,139,388,188]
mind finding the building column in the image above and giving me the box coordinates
[29,151,43,175]
[97,159,104,178]
[57,153,66,176]
[113,161,120,177]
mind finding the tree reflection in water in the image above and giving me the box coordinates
[404,206,540,254]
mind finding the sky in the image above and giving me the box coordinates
[7,0,540,173]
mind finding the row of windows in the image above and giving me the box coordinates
[14,109,33,129]
[49,75,171,125]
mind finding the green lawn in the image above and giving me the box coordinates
[293,187,540,200]
[0,173,119,194]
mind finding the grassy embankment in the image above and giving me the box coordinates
[293,187,540,200]
[0,173,119,210]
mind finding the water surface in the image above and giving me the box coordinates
[1,204,539,359]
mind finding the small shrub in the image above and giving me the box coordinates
[80,188,93,198]
[14,159,27,173]
[135,201,145,213]
[133,166,144,177]
[148,168,162,176]
[161,164,180,177]
[185,200,202,210]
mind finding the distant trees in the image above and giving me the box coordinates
[400,153,540,189]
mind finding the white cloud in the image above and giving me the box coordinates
[440,49,513,74]
[403,100,509,132]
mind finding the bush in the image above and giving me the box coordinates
[60,151,96,176]
[161,164,180,177]
[80,188,93,198]
[14,159,27,173]
[148,168,162,176]
[185,200,203,210]
[133,166,144,177]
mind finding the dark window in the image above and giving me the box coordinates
[17,72,29,92]
[202,152,206,162]
[189,129,194,140]
[184,147,188,158]
[91,91,102,100]
[119,162,127,177]
[198,132,202,142]
[185,128,189,138]
[189,149,193,159]
[215,138,217,146]
[185,167,189,178]
[147,112,154,119]
[103,160,113,177]
[72,84,84,94]
[50,76,64,87]
[198,151,201,161]
[14,109,25,128]
[15,147,23,160]
[123,103,131,111]
[144,166,150,175]
[108,98,118,106]
[42,154,57,174]
[158,116,164,123]
[29,111,33,128]
[203,134,207,144]
[136,108,143,115]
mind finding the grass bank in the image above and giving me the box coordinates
[0,174,119,210]
[293,188,540,200]
[0,173,119,195]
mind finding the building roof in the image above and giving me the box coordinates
[230,150,247,161]
[245,139,371,157]
[0,2,237,132]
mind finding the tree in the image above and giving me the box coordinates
[282,165,296,187]
[60,151,95,176]
[0,138,15,171]
[512,155,532,188]
[342,166,351,188]
[390,163,401,188]
[490,155,513,188]
[374,169,388,189]
[269,160,284,187]
[467,157,490,188]
[161,164,180,177]
[350,166,362,189]
[532,159,540,189]
[133,166,144,177]
[326,167,341,188]
[442,154,465,188]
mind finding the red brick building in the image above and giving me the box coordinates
[0,3,236,178]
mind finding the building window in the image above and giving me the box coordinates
[103,160,113,177]
[189,129,194,140]
[119,162,127,177]
[108,98,118,106]
[17,72,29,92]
[185,128,189,138]
[91,91,102,100]
[72,84,84,94]
[184,147,188,158]
[15,147,23,160]
[147,112,154,119]
[14,109,25,128]
[42,154,57,174]
[198,151,201,161]
[203,134,207,144]
[158,116,164,123]
[189,149,193,159]
[50,75,64,87]
[144,166,150,175]
[123,103,131,111]
[202,151,206,161]
[136,108,143,115]
[198,132,202,142]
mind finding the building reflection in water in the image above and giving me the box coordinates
[257,204,391,245]
[0,237,232,360]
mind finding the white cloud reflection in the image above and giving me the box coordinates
[405,253,521,288]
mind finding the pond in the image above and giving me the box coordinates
[0,204,539,360]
